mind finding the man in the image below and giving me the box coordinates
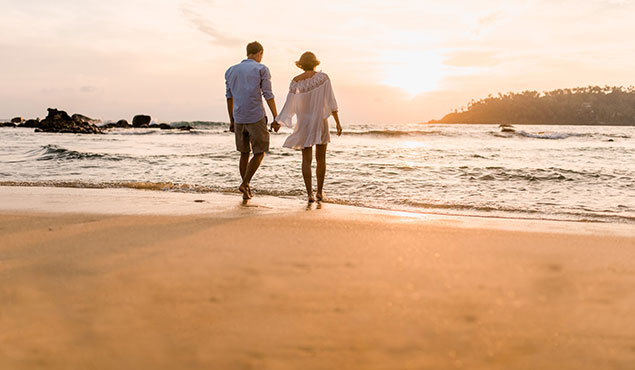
[225,41,281,199]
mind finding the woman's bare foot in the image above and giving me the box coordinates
[316,192,327,202]
[239,184,251,200]
[246,185,254,198]
[308,193,315,203]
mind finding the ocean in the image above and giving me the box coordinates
[1,123,633,223]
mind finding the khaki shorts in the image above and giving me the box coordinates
[235,117,269,154]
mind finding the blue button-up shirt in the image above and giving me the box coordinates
[225,59,274,124]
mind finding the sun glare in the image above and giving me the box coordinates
[381,51,444,96]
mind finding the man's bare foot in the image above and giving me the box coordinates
[316,192,327,202]
[246,185,254,198]
[308,193,315,203]
[239,184,251,200]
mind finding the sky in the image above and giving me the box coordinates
[1,0,634,124]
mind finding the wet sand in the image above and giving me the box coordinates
[1,186,634,369]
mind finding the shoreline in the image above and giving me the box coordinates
[1,183,633,229]
[0,185,634,237]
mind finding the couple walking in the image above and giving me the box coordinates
[225,41,342,202]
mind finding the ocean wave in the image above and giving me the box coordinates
[462,166,613,182]
[106,127,449,138]
[343,129,446,137]
[34,145,128,162]
[178,121,226,129]
[516,130,588,140]
[490,129,591,140]
[394,199,635,223]
[0,180,219,193]
[97,124,632,141]
[21,145,237,162]
[107,130,161,136]
[599,133,632,139]
[107,128,207,136]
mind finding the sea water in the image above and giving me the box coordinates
[1,123,633,223]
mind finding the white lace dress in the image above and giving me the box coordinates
[276,72,338,149]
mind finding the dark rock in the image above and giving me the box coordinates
[2,122,16,127]
[149,123,171,129]
[177,125,193,131]
[102,119,130,129]
[36,108,102,134]
[115,119,130,128]
[20,119,41,128]
[11,117,25,124]
[72,113,101,126]
[132,115,151,127]
[499,124,515,133]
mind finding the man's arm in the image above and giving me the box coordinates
[225,69,235,132]
[260,67,280,132]
[265,98,280,132]
[226,98,235,132]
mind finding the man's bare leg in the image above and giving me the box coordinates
[302,147,315,202]
[239,152,251,199]
[316,144,327,201]
[240,152,264,198]
[239,152,250,180]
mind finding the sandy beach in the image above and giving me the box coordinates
[1,186,634,369]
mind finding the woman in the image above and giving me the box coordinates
[275,51,342,202]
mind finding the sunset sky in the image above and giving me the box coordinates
[1,0,634,124]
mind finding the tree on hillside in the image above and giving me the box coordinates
[430,86,635,125]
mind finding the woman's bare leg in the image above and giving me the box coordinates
[316,144,327,201]
[302,147,315,202]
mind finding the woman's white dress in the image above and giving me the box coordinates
[276,72,338,150]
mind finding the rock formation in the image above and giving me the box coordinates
[101,119,131,129]
[72,114,101,126]
[149,123,173,130]
[132,115,151,128]
[20,119,40,128]
[35,108,102,134]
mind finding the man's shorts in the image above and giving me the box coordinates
[235,117,269,154]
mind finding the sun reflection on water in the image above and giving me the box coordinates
[401,140,427,149]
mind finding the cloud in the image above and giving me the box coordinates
[180,1,242,47]
[80,86,97,93]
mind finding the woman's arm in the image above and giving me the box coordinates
[276,92,297,128]
[332,111,342,136]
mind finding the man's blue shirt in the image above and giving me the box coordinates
[225,59,274,124]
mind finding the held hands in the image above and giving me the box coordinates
[270,120,281,133]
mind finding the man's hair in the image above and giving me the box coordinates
[246,41,263,55]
